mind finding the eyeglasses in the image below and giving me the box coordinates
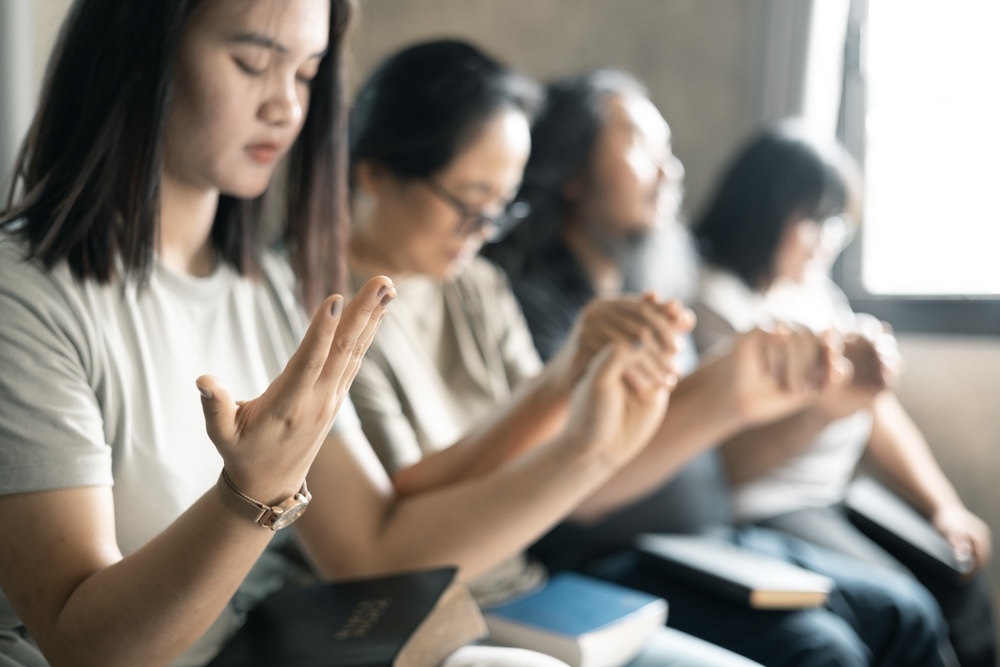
[423,178,530,240]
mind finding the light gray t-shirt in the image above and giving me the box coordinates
[0,236,358,667]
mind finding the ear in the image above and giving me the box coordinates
[354,160,391,197]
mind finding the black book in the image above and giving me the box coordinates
[209,567,487,667]
[845,476,974,582]
[635,534,833,609]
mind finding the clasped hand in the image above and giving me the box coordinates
[552,292,695,391]
[817,314,901,421]
[554,293,693,468]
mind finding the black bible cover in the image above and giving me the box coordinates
[845,476,974,582]
[209,567,486,667]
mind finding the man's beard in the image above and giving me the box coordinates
[582,213,699,303]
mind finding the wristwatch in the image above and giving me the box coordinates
[216,468,312,531]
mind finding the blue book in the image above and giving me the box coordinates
[483,573,667,667]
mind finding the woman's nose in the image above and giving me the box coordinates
[258,73,304,128]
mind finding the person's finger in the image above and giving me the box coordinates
[627,339,668,389]
[334,285,395,396]
[769,327,792,390]
[817,330,847,388]
[336,289,396,397]
[950,534,975,571]
[196,375,238,448]
[579,342,626,394]
[590,299,678,353]
[786,327,820,392]
[757,330,781,385]
[596,309,648,344]
[283,293,347,389]
[661,299,697,334]
[639,301,682,353]
[969,522,992,570]
[320,276,395,391]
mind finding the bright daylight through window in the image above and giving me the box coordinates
[863,0,1000,295]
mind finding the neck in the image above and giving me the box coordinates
[561,215,623,297]
[159,173,219,277]
[348,209,413,284]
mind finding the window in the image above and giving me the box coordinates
[836,0,1000,334]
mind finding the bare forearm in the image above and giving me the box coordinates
[863,393,962,516]
[393,368,569,495]
[34,493,272,667]
[309,434,618,582]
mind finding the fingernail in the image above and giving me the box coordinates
[198,386,213,400]
[380,292,395,308]
[330,298,344,318]
[377,283,394,299]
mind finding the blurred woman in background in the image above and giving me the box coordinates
[692,122,995,667]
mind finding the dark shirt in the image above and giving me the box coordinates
[485,235,733,571]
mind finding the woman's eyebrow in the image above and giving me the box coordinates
[229,32,328,59]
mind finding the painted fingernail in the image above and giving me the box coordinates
[330,297,344,318]
[380,292,396,308]
[376,283,393,299]
[198,386,213,400]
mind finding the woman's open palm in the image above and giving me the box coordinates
[196,277,395,500]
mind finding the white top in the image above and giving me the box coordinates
[693,265,872,522]
[0,236,358,667]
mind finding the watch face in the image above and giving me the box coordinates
[269,498,309,530]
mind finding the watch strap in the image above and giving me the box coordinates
[217,468,271,525]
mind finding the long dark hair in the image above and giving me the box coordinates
[349,39,540,182]
[692,122,851,291]
[485,69,648,271]
[1,0,355,310]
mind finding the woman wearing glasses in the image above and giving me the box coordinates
[692,122,996,667]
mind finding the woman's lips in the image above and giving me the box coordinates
[246,142,282,164]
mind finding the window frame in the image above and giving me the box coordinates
[833,0,1000,337]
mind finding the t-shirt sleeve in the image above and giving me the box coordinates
[487,266,544,388]
[691,300,740,356]
[0,252,112,495]
[348,350,424,475]
[691,268,757,356]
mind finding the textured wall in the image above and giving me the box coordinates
[350,0,766,217]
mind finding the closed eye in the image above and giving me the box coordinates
[296,69,319,84]
[234,57,265,77]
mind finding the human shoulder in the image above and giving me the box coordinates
[0,233,96,335]
[0,233,64,292]
[255,247,310,334]
[454,255,515,297]
[257,247,299,299]
[694,264,764,331]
